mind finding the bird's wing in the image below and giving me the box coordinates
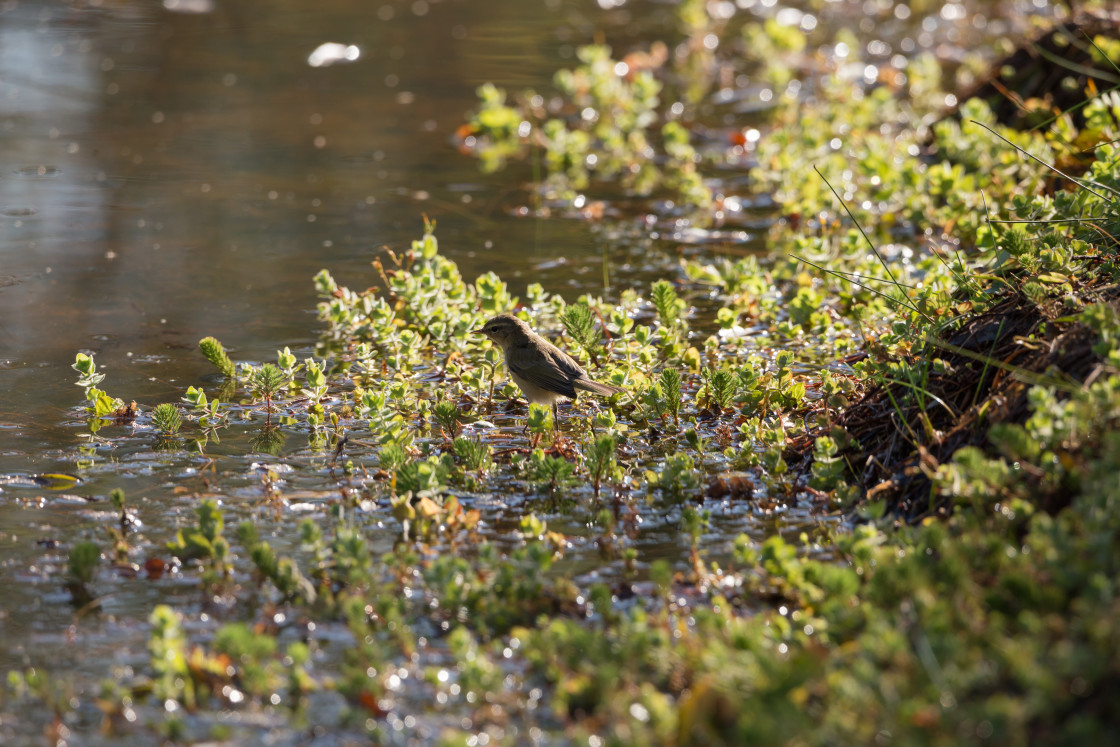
[544,345,623,395]
[506,344,580,398]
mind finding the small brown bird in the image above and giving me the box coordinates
[474,313,624,423]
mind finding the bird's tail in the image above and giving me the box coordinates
[574,379,626,397]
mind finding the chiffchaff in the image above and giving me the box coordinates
[474,313,624,424]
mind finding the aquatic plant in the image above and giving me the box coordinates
[249,363,287,410]
[66,540,100,604]
[452,436,493,476]
[151,403,182,436]
[461,44,713,208]
[72,352,127,432]
[148,605,194,709]
[181,385,226,430]
[559,301,604,365]
[104,487,133,563]
[433,398,465,440]
[165,499,232,592]
[198,336,236,378]
[529,448,576,495]
[585,432,619,498]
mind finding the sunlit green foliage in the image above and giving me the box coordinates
[151,403,182,435]
[463,44,712,207]
[648,453,701,503]
[72,352,125,432]
[148,605,194,708]
[529,449,576,495]
[394,454,453,498]
[650,279,685,332]
[198,336,235,378]
[526,402,554,437]
[249,363,286,409]
[559,301,602,364]
[586,433,619,498]
[701,366,736,410]
[453,436,493,475]
[238,523,316,605]
[182,385,225,430]
[166,499,232,592]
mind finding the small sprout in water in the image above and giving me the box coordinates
[434,400,464,440]
[560,302,602,365]
[72,352,106,389]
[810,435,846,490]
[651,453,701,503]
[683,505,711,577]
[380,441,408,473]
[152,403,183,435]
[527,403,553,441]
[703,367,736,411]
[302,357,328,405]
[395,455,453,497]
[277,347,301,384]
[650,558,673,599]
[72,352,125,427]
[453,437,493,474]
[68,540,101,586]
[520,513,547,539]
[651,280,685,330]
[681,505,710,545]
[148,605,193,708]
[586,433,618,498]
[182,386,207,409]
[106,488,136,563]
[529,448,575,495]
[594,408,617,430]
[250,364,287,409]
[199,336,236,378]
[653,368,682,427]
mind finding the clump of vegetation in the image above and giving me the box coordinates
[151,403,182,437]
[65,540,100,606]
[199,336,236,378]
[461,44,710,208]
[72,352,133,433]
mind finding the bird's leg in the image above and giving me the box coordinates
[551,402,559,431]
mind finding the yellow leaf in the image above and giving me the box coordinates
[416,496,443,519]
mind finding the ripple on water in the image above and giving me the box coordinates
[12,165,61,178]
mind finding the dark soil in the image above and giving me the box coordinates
[812,280,1117,520]
[951,13,1120,130]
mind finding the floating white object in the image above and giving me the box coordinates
[308,43,361,68]
[162,0,215,14]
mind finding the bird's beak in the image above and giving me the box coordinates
[472,328,485,336]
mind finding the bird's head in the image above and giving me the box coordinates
[474,314,531,347]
